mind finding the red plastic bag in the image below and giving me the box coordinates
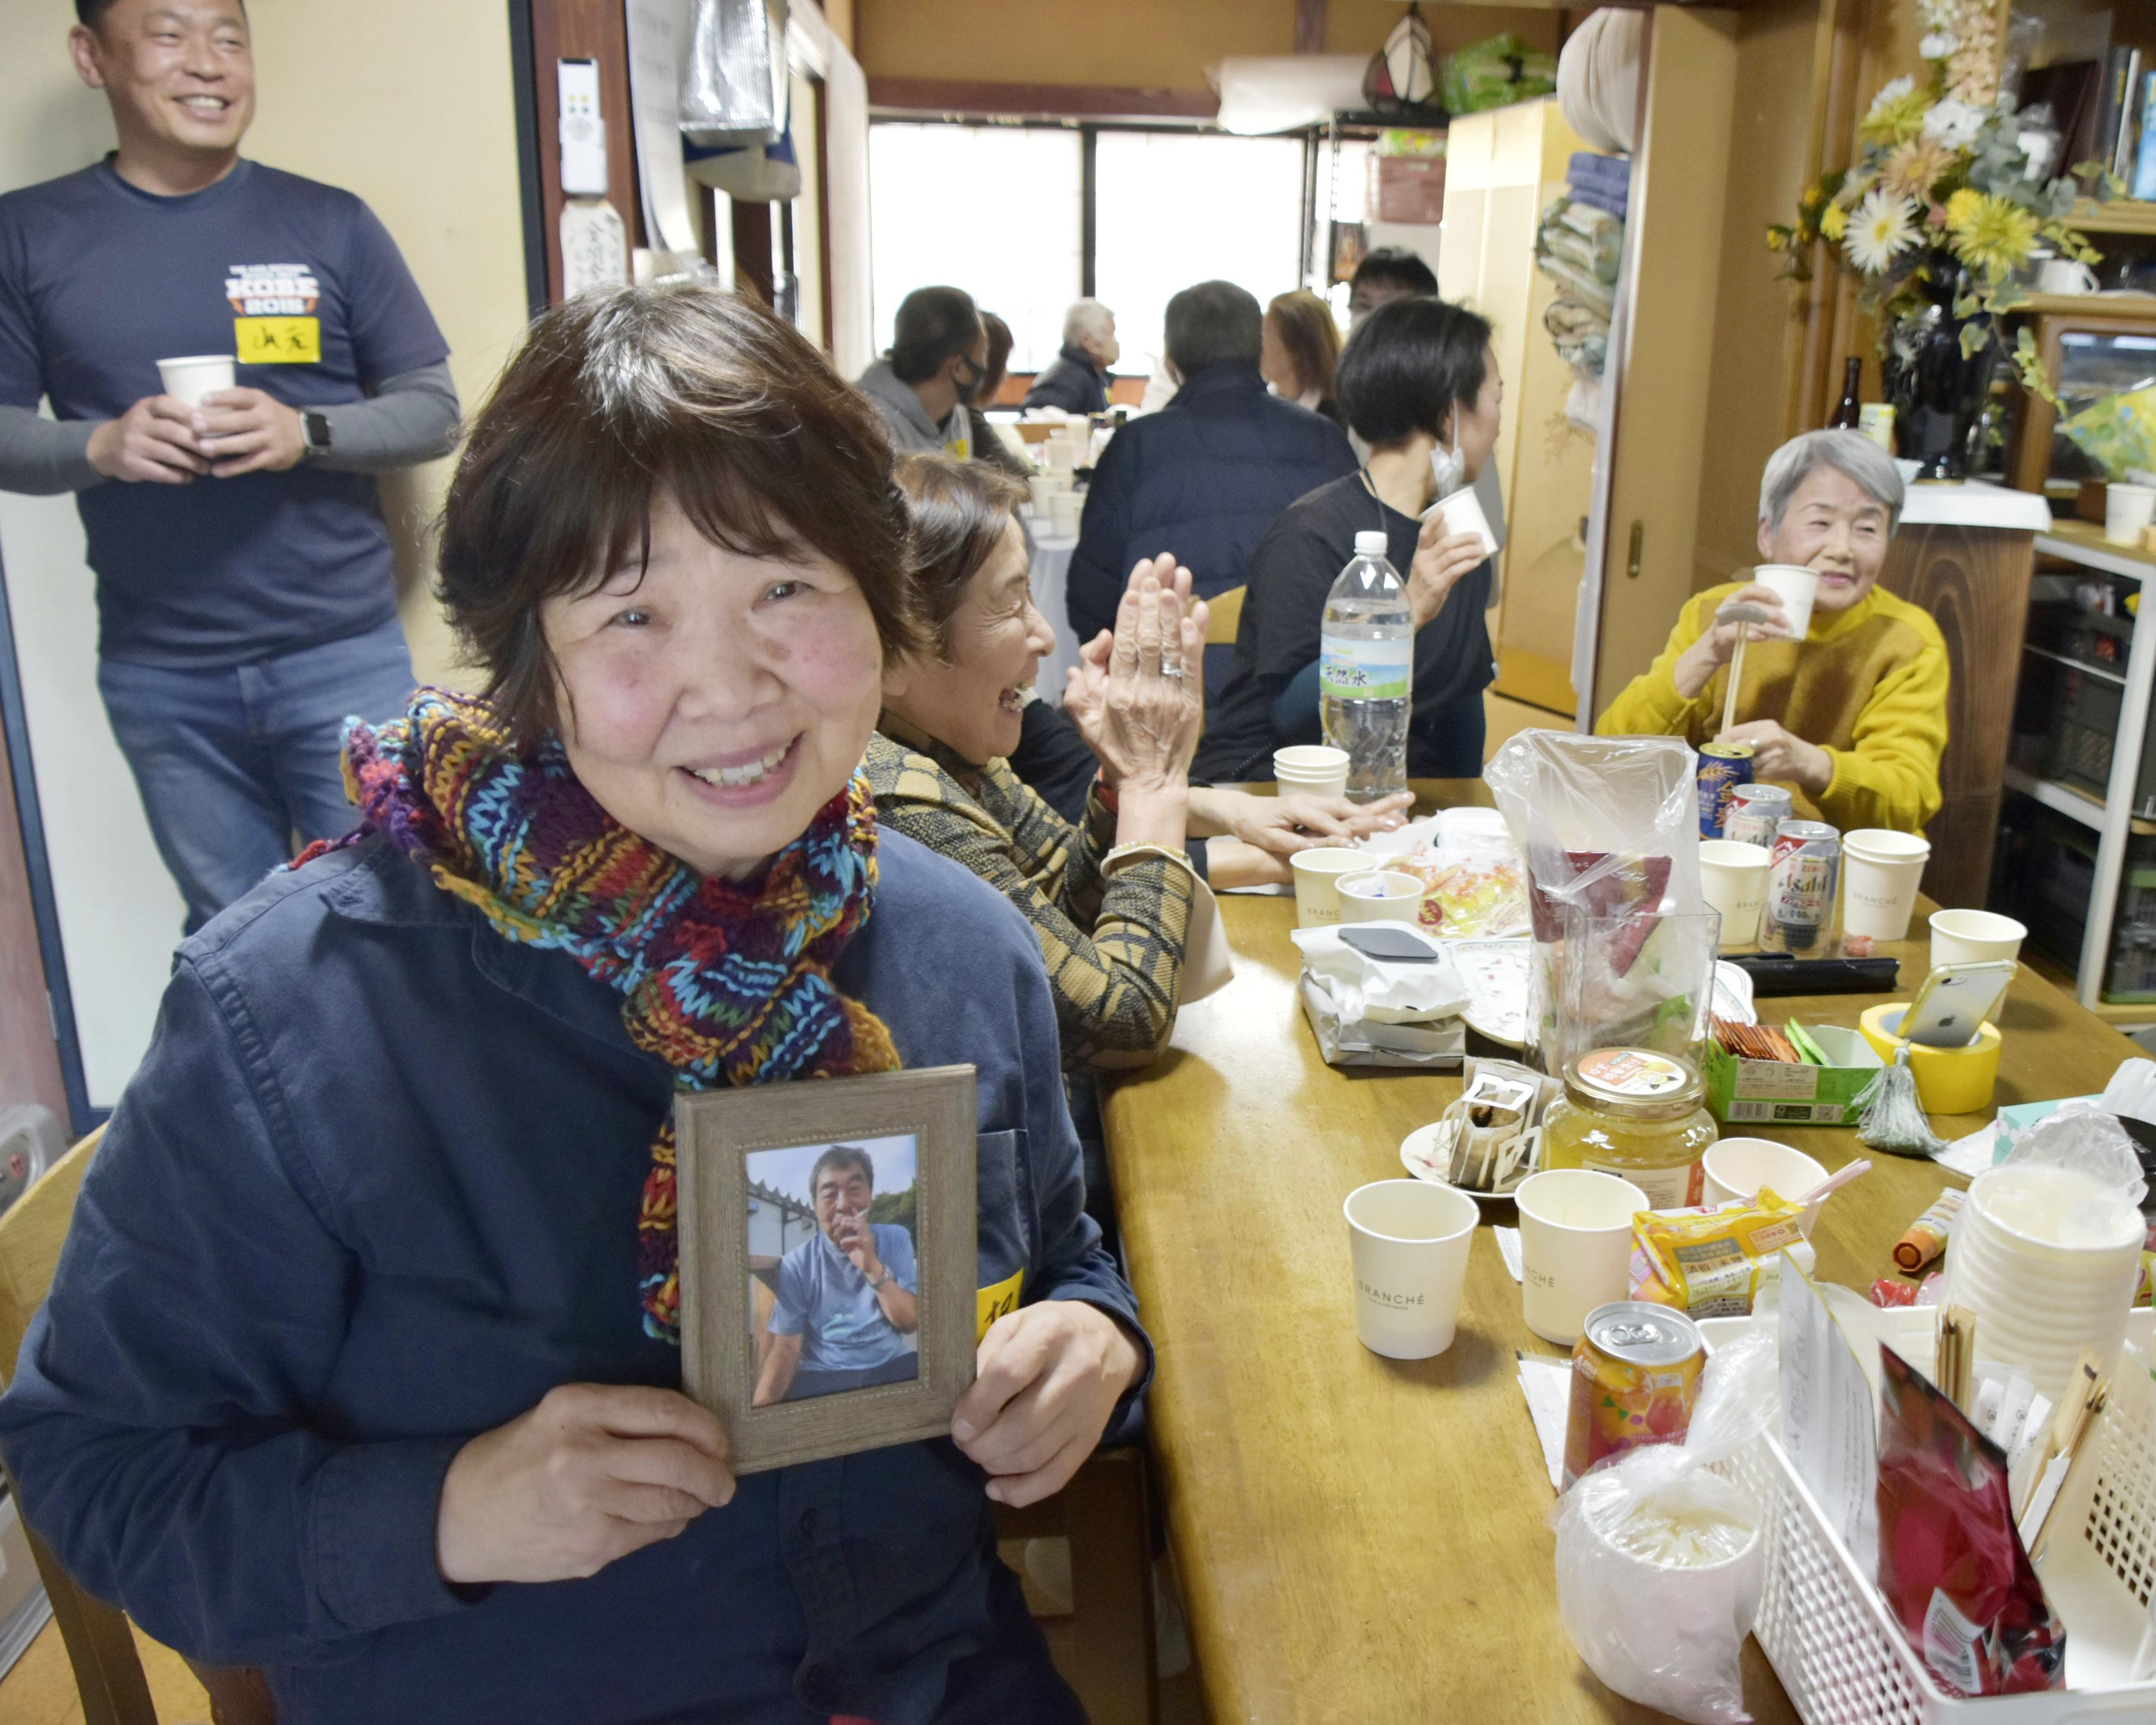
[1875,1347,2065,1697]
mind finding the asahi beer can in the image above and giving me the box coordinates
[1696,742,1754,837]
[1722,783,1793,850]
[1564,1301,1704,1488]
[1858,402,1896,453]
[1761,819,1841,955]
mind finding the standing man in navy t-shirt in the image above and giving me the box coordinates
[0,0,459,932]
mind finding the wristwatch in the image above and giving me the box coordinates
[301,409,332,460]
[868,1265,893,1290]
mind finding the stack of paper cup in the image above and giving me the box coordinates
[1753,564,1819,640]
[1943,1162,2146,1405]
[1698,839,1771,948]
[1274,744,1350,800]
[1842,828,1931,942]
[1049,492,1083,537]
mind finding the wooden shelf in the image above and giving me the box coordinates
[2012,290,2156,316]
[2072,199,2156,237]
[2036,518,2156,581]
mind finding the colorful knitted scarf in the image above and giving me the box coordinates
[298,688,900,1343]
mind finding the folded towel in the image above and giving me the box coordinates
[1565,181,1629,220]
[1568,150,1632,190]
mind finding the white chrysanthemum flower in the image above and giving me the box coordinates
[1866,76,1916,120]
[1920,32,1957,58]
[1844,190,1920,274]
[1922,99,1984,146]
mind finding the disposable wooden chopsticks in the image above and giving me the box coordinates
[1713,1017,1803,1063]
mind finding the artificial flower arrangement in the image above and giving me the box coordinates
[1766,0,2121,400]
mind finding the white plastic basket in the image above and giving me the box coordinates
[1724,1341,2155,1722]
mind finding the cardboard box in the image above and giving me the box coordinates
[1702,1023,1883,1127]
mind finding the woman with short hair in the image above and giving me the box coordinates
[1194,296,1505,783]
[1261,289,1344,425]
[0,285,1146,1725]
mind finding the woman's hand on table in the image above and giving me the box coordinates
[1188,787,1412,856]
[1672,584,1796,700]
[1716,719,1832,794]
[1405,520,1486,631]
[952,1301,1145,1508]
[436,1384,735,1584]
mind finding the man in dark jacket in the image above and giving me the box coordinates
[1065,282,1355,697]
[1022,299,1117,415]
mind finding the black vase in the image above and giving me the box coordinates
[1880,260,1996,481]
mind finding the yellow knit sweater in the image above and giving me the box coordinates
[1594,580,1948,834]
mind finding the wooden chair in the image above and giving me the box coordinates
[993,1445,1159,1725]
[1204,584,1245,647]
[0,1130,274,1725]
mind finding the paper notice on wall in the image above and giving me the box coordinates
[1780,1254,1878,1573]
[623,0,702,260]
[560,199,629,298]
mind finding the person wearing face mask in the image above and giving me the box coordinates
[1193,296,1504,784]
[1022,299,1118,415]
[1597,429,1945,834]
[854,283,987,459]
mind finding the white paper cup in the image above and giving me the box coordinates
[2038,257,2097,295]
[1027,474,1067,514]
[1842,829,1930,942]
[1291,846,1375,927]
[1040,439,1078,474]
[1335,870,1427,924]
[1049,491,1083,537]
[1753,564,1819,641]
[1273,744,1349,800]
[1929,907,2025,969]
[1698,839,1771,949]
[1700,1137,1831,1238]
[1344,1179,1479,1358]
[1514,1169,1650,1345]
[1431,486,1498,559]
[156,354,235,409]
[2107,483,2156,548]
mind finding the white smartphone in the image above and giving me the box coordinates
[1896,960,2017,1050]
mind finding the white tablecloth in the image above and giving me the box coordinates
[1027,521,1082,704]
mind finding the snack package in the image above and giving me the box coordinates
[1552,1330,1776,1724]
[1875,1348,2066,1697]
[1394,843,1531,938]
[1630,1191,1811,1319]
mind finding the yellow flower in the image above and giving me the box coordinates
[1801,184,1824,211]
[1858,88,1930,147]
[1820,204,1849,242]
[1880,138,1954,201]
[1947,191,2038,280]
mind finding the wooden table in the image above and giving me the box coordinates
[1100,782,2144,1724]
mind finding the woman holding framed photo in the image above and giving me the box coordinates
[0,287,1146,1725]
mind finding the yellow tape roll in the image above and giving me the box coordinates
[1858,1002,2002,1116]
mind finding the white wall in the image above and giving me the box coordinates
[0,2,530,1107]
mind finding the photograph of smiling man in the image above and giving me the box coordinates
[751,1136,922,1406]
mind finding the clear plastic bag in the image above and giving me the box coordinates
[1552,1329,1776,1723]
[1998,1099,2150,1237]
[1486,732,1705,1071]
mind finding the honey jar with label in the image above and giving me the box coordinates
[1541,1048,1718,1210]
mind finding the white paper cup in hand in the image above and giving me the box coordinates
[156,355,235,410]
[1514,1169,1649,1345]
[1698,839,1771,949]
[1752,564,1819,641]
[1929,907,2025,969]
[1335,870,1426,924]
[1841,828,1930,942]
[1290,846,1373,927]
[1700,1137,1831,1237]
[1344,1179,1479,1359]
[2107,483,2156,548]
[1273,744,1350,800]
[1430,486,1498,559]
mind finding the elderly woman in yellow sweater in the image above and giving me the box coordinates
[1596,429,1947,834]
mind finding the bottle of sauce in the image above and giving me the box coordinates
[1542,1048,1718,1209]
[1828,356,1863,429]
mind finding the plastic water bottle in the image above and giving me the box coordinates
[1321,530,1412,801]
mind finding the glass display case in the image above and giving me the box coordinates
[2008,308,2156,495]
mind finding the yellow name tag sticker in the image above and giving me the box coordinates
[976,1269,1023,1343]
[234,316,321,364]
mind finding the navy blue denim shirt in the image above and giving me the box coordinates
[0,830,1148,1725]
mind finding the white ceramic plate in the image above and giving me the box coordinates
[1446,940,1758,1050]
[1399,1118,1536,1203]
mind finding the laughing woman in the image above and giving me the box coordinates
[0,288,1146,1725]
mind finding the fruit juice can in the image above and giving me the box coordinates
[1858,402,1896,452]
[1696,742,1754,837]
[1722,783,1792,849]
[1563,1301,1705,1488]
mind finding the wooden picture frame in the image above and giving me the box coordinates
[676,1066,977,1473]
